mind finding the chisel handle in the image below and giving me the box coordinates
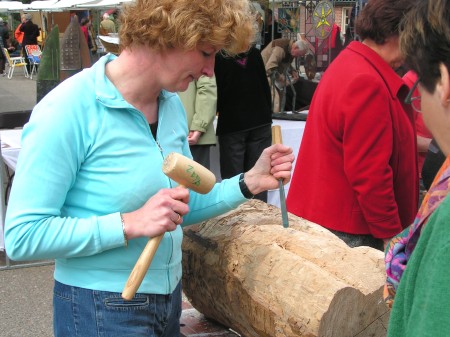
[272,125,289,228]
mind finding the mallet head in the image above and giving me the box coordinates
[162,152,216,194]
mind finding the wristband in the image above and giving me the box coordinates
[239,173,254,199]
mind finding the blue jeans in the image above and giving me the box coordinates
[53,280,182,337]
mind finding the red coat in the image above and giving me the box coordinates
[286,41,419,239]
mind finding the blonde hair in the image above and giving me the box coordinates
[118,0,256,55]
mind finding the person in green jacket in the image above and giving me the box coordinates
[99,13,116,36]
[386,0,450,336]
[178,75,217,169]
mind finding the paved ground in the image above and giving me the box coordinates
[0,73,36,113]
[0,66,53,336]
[0,70,238,337]
[0,261,54,337]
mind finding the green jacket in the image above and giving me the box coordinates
[178,75,217,145]
[387,193,450,336]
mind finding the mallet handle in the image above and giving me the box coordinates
[122,181,187,300]
[122,152,216,300]
[272,126,289,228]
[121,234,164,300]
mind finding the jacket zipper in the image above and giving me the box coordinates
[153,116,175,293]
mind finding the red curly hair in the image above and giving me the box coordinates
[118,0,256,55]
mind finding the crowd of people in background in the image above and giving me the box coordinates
[0,11,117,77]
[1,5,342,84]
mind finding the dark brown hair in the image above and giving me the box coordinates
[80,17,90,26]
[355,0,414,44]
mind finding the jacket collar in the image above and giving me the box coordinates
[347,41,408,100]
[92,53,175,110]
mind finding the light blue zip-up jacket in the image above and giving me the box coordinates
[5,54,246,295]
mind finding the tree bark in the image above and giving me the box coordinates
[182,200,390,337]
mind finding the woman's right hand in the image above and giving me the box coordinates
[121,186,190,239]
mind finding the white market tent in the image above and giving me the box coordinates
[81,0,132,8]
[0,1,28,12]
[0,0,131,12]
[46,0,98,10]
[28,0,60,10]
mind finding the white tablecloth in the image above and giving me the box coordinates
[0,129,22,251]
[210,119,306,207]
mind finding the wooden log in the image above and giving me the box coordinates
[182,200,390,337]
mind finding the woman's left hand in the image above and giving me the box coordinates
[244,144,294,195]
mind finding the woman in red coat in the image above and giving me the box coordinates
[286,0,419,250]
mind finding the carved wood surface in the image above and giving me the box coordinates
[182,200,390,337]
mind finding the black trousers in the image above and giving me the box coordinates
[22,44,31,73]
[218,124,272,202]
[0,56,5,74]
[190,144,212,170]
[0,42,5,74]
[284,78,319,112]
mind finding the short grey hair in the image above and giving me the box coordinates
[294,39,309,54]
[24,13,32,21]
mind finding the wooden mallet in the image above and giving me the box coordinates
[272,125,289,228]
[122,152,216,300]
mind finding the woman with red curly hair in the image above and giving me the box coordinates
[4,0,295,335]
